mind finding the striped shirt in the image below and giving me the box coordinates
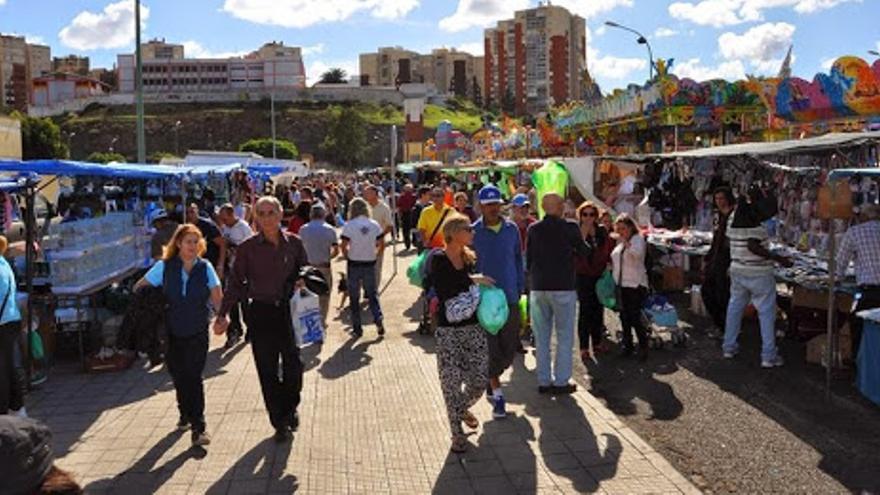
[727,213,774,276]
[836,220,880,286]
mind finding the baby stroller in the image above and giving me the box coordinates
[642,293,687,349]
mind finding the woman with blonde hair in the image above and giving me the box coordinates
[430,215,494,453]
[135,224,223,447]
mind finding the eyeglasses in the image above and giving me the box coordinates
[581,211,597,218]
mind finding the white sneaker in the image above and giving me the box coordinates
[761,355,784,368]
[723,350,737,359]
[10,407,27,418]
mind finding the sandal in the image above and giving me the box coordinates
[450,435,469,454]
[462,411,479,430]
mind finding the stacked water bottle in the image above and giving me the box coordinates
[45,212,138,290]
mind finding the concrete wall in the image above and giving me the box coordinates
[0,115,22,159]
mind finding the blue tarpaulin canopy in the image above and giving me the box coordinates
[0,160,244,180]
[828,168,880,180]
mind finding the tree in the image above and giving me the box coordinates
[16,113,68,159]
[86,151,126,163]
[320,106,367,169]
[501,87,516,115]
[239,138,299,159]
[319,68,348,84]
[471,76,483,108]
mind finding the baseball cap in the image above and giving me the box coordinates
[478,185,503,205]
[512,194,530,207]
[150,209,169,225]
[0,416,55,494]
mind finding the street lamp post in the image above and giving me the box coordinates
[134,0,146,163]
[109,137,118,153]
[605,21,654,82]
[66,131,76,159]
[869,50,880,58]
[174,120,182,157]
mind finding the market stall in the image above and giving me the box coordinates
[0,160,253,375]
[588,132,880,372]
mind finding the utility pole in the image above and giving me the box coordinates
[270,91,277,158]
[135,0,146,163]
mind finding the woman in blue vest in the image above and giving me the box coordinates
[135,224,222,447]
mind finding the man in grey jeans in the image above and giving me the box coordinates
[298,204,339,326]
[527,193,590,395]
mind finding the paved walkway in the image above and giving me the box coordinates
[28,250,697,494]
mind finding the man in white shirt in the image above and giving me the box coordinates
[217,204,254,348]
[364,185,393,287]
[340,197,385,338]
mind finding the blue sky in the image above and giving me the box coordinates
[1,0,878,93]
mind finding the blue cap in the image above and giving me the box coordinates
[478,185,503,204]
[512,193,530,207]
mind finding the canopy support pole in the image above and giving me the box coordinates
[825,186,838,402]
[24,185,36,386]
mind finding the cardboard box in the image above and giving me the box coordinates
[662,266,685,291]
[805,324,852,368]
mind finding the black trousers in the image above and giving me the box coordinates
[702,268,730,330]
[619,287,649,350]
[248,302,303,430]
[851,286,880,361]
[401,211,414,250]
[0,321,23,413]
[576,274,604,351]
[167,331,208,433]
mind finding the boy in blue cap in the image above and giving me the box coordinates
[472,185,524,419]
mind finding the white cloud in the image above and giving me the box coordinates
[718,22,795,69]
[181,41,248,59]
[821,57,837,71]
[595,25,607,36]
[59,0,149,51]
[456,42,484,57]
[672,58,747,80]
[222,0,418,28]
[586,28,647,82]
[301,43,325,56]
[654,27,679,38]
[306,59,358,86]
[439,0,528,32]
[0,1,7,6]
[752,55,796,75]
[669,0,860,27]
[551,0,633,20]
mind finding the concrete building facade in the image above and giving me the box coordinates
[359,47,483,100]
[0,115,22,159]
[484,4,586,114]
[117,41,306,94]
[31,74,107,107]
[0,34,51,112]
[53,55,91,75]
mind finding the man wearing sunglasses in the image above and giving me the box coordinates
[214,196,308,443]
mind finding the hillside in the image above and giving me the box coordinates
[58,99,488,165]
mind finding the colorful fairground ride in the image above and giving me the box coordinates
[552,56,880,156]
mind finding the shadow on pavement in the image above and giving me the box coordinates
[205,438,297,494]
[586,357,684,421]
[89,430,205,493]
[317,335,382,380]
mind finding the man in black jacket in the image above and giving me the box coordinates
[702,187,735,339]
[527,193,591,395]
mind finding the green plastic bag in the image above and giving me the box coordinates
[518,294,529,330]
[478,286,509,335]
[595,270,618,311]
[531,160,569,218]
[29,329,45,361]
[407,251,429,287]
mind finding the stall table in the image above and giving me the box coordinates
[856,308,880,406]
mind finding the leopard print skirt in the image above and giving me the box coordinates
[435,323,488,436]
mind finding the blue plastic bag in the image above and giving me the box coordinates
[478,286,509,335]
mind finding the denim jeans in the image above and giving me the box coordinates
[348,262,383,332]
[722,272,779,362]
[530,290,577,387]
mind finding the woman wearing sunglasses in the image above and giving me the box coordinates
[574,202,614,363]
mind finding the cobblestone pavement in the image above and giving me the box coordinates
[27,250,697,494]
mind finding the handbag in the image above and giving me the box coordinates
[445,284,480,323]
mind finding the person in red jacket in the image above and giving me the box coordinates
[574,201,614,363]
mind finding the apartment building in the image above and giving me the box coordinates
[53,55,91,75]
[359,46,483,100]
[484,3,586,114]
[0,34,51,112]
[117,40,306,94]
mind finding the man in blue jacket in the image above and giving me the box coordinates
[472,185,524,419]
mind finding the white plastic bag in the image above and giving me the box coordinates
[289,289,324,347]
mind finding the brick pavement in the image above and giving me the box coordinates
[27,250,698,494]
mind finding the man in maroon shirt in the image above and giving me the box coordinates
[214,196,308,443]
[397,183,417,251]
